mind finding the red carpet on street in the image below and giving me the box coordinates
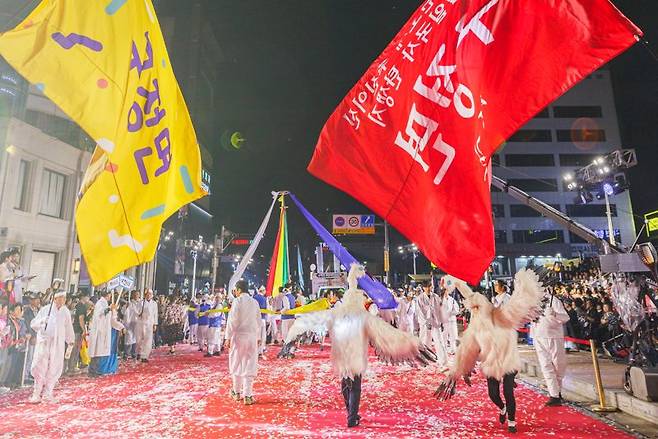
[0,344,634,439]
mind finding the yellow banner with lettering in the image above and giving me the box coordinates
[0,0,206,285]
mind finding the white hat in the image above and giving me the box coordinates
[54,291,67,299]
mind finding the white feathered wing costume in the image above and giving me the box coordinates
[279,264,436,379]
[435,268,545,400]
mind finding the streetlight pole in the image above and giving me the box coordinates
[412,250,418,275]
[603,189,616,246]
[190,249,198,300]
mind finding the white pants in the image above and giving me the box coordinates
[232,375,254,398]
[534,337,567,398]
[419,323,432,347]
[188,323,198,343]
[281,319,294,343]
[136,324,154,360]
[197,325,208,348]
[229,334,259,397]
[31,340,64,396]
[258,320,267,354]
[272,317,283,343]
[431,326,448,366]
[445,319,459,354]
[208,326,222,354]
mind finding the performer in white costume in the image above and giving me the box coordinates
[135,289,158,362]
[441,287,461,354]
[28,291,74,403]
[531,293,570,406]
[395,292,415,334]
[206,296,224,357]
[122,291,140,359]
[88,290,125,376]
[226,280,262,405]
[412,284,432,346]
[436,269,544,434]
[428,289,449,369]
[280,264,436,428]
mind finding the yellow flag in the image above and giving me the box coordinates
[0,0,207,284]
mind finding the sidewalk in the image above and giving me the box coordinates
[518,345,658,430]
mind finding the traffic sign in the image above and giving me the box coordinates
[332,214,376,235]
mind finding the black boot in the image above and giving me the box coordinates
[545,396,562,407]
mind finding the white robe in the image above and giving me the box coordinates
[30,304,74,393]
[531,297,570,397]
[396,298,415,334]
[122,301,141,346]
[226,294,261,378]
[135,299,158,359]
[428,294,449,366]
[88,297,125,358]
[441,295,460,352]
[413,293,432,346]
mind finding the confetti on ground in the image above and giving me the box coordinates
[0,344,635,438]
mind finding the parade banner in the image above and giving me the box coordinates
[289,193,396,309]
[0,0,207,285]
[228,194,279,294]
[308,0,641,284]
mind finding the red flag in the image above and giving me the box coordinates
[309,0,641,284]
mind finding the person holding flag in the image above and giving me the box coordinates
[28,290,74,403]
[88,290,125,376]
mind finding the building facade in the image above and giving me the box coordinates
[491,69,635,276]
[0,61,92,293]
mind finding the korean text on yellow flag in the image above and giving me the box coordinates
[0,0,207,284]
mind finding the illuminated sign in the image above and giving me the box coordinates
[645,210,658,238]
[201,168,211,193]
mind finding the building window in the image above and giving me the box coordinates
[556,129,606,142]
[39,169,66,218]
[507,179,557,192]
[505,154,555,167]
[566,204,617,217]
[553,106,603,118]
[510,204,561,217]
[495,230,507,244]
[570,230,621,244]
[14,160,30,211]
[513,230,565,244]
[30,250,57,294]
[508,129,552,142]
[534,108,550,118]
[492,204,505,218]
[559,154,598,167]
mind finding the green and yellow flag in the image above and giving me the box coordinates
[0,0,207,284]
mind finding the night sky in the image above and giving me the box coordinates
[205,0,658,254]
